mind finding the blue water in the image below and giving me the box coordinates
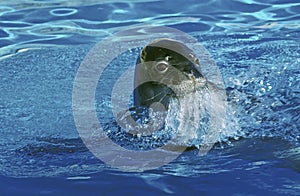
[1,0,300,195]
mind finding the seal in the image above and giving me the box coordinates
[133,38,207,111]
[121,38,226,155]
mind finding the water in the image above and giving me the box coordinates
[0,0,299,194]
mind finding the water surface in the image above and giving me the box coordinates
[0,0,299,194]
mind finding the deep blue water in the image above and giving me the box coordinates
[0,0,300,195]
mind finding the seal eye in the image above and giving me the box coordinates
[155,61,169,73]
[140,48,146,62]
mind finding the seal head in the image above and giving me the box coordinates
[133,38,206,110]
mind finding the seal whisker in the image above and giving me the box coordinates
[144,91,164,102]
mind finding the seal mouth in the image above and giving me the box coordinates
[169,77,207,98]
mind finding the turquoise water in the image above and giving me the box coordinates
[0,0,300,195]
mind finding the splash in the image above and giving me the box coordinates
[113,78,239,154]
[165,80,239,152]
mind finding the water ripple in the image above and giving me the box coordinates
[49,8,78,16]
[0,0,299,54]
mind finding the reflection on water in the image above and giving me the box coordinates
[1,0,300,56]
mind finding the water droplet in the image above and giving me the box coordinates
[259,80,264,85]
